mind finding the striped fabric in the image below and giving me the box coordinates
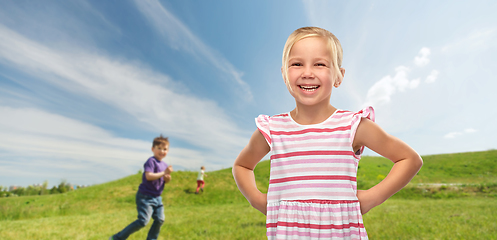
[256,107,374,240]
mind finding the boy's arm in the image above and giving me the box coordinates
[145,171,167,181]
[353,118,423,214]
[233,129,270,215]
[163,174,171,184]
[145,165,173,182]
[164,165,173,183]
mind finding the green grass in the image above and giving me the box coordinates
[357,150,497,187]
[364,198,497,239]
[1,150,496,239]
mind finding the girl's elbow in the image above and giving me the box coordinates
[232,164,239,175]
[232,164,243,180]
[413,154,423,169]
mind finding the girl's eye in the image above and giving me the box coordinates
[290,63,302,66]
[316,63,326,66]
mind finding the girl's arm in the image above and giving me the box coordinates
[353,118,423,214]
[233,129,271,215]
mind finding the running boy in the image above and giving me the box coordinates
[110,135,173,240]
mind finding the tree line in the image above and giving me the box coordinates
[0,180,87,197]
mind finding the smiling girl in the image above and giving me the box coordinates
[232,27,423,239]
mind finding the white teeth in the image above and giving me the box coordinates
[299,85,319,91]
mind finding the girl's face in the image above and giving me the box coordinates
[285,37,339,107]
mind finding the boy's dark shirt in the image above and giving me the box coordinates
[138,156,168,197]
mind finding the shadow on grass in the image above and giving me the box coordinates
[183,188,196,194]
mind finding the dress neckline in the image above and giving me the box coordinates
[287,109,340,126]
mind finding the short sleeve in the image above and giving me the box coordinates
[143,158,156,173]
[255,114,271,146]
[350,106,375,156]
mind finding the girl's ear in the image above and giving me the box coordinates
[334,68,346,87]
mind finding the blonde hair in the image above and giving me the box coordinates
[282,27,344,87]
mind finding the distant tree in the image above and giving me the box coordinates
[40,180,48,195]
[50,186,58,194]
[58,181,68,193]
[12,186,26,196]
[0,186,6,197]
[26,185,36,195]
[0,180,77,198]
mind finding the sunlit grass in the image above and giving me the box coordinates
[1,150,496,239]
[364,198,497,239]
[2,198,495,239]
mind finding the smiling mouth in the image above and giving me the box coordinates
[299,85,319,91]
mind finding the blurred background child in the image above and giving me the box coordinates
[195,166,207,194]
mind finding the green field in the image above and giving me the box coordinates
[1,150,496,239]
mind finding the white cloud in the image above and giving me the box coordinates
[444,128,477,139]
[0,106,215,185]
[132,0,253,101]
[442,28,496,53]
[363,47,440,107]
[0,24,249,168]
[444,132,462,139]
[0,106,149,164]
[364,66,420,106]
[464,128,477,133]
[425,70,439,83]
[410,78,421,89]
[414,47,431,67]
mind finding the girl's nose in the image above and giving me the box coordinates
[301,66,314,78]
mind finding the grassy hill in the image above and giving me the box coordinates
[359,150,497,185]
[0,150,496,239]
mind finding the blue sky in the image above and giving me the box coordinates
[1,1,496,188]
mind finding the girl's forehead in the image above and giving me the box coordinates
[290,37,332,57]
[295,37,328,48]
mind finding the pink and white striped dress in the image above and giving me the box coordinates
[256,107,374,240]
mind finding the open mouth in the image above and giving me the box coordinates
[299,85,319,92]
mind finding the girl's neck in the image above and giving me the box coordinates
[290,103,337,125]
